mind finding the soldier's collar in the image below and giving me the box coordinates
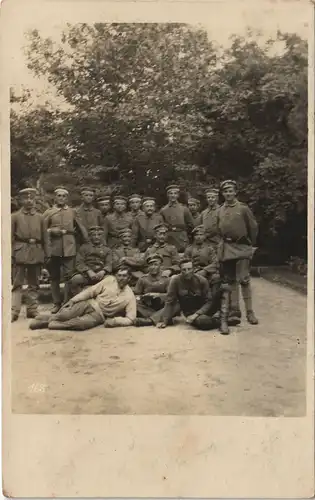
[21,207,36,215]
[54,204,69,210]
[168,201,178,207]
[82,204,93,211]
[224,200,238,207]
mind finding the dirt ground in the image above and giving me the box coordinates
[11,278,306,416]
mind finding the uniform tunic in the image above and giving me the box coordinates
[75,205,103,232]
[75,242,112,275]
[106,212,133,248]
[43,205,88,257]
[134,273,169,295]
[112,245,144,270]
[128,209,144,222]
[201,206,221,245]
[143,243,180,273]
[131,212,164,251]
[184,242,218,275]
[134,273,169,320]
[162,273,210,324]
[160,202,194,251]
[192,213,202,227]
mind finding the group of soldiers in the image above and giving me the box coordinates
[11,180,259,335]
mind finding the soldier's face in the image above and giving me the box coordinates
[114,200,126,213]
[156,229,167,243]
[121,234,132,246]
[181,261,194,279]
[116,270,130,289]
[188,201,198,214]
[167,190,179,202]
[194,232,205,244]
[21,193,35,209]
[148,261,161,275]
[129,199,141,212]
[55,193,68,206]
[222,186,236,202]
[90,231,103,244]
[98,200,111,214]
[82,192,94,204]
[143,202,155,215]
[206,192,218,206]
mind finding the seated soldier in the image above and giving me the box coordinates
[133,253,170,327]
[157,258,240,334]
[184,225,221,298]
[113,228,144,284]
[29,266,136,331]
[143,223,180,278]
[69,226,112,296]
[131,197,164,251]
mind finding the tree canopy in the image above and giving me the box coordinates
[11,23,308,262]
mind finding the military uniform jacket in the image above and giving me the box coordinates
[75,205,104,232]
[184,242,218,275]
[11,208,46,265]
[160,202,194,250]
[106,212,133,248]
[217,200,258,262]
[143,243,180,272]
[163,273,210,323]
[43,205,88,258]
[75,242,112,275]
[113,246,144,270]
[134,273,170,295]
[128,209,144,222]
[132,212,164,251]
[192,213,202,227]
[201,206,221,244]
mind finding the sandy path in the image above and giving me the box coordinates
[11,278,306,416]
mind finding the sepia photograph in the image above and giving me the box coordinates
[9,8,310,418]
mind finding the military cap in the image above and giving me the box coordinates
[97,194,111,202]
[192,225,205,235]
[80,186,95,195]
[146,253,163,265]
[54,186,69,195]
[179,256,193,266]
[205,187,219,195]
[154,222,169,232]
[166,184,180,193]
[128,194,142,202]
[18,188,37,196]
[142,197,156,206]
[188,197,199,204]
[89,225,104,233]
[220,180,237,191]
[113,195,127,203]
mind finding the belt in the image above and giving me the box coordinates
[223,236,250,245]
[15,237,42,244]
[50,230,75,237]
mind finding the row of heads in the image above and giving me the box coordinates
[17,180,237,202]
[88,224,206,238]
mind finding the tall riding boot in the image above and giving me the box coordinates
[241,282,259,325]
[220,288,230,335]
[230,282,241,319]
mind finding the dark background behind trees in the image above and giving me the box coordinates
[10,23,308,264]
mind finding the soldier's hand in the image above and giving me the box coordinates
[157,322,166,329]
[186,313,198,324]
[95,270,105,281]
[87,270,97,281]
[104,318,115,328]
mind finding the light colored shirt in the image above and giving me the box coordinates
[72,275,136,326]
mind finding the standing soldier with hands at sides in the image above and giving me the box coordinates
[160,184,195,252]
[132,197,164,251]
[11,188,48,322]
[106,195,133,248]
[217,179,259,327]
[201,187,221,247]
[75,186,103,235]
[128,194,144,221]
[43,186,88,313]
[97,194,111,217]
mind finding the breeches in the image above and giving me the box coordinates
[220,258,250,286]
[12,264,41,314]
[47,256,75,305]
[53,301,103,330]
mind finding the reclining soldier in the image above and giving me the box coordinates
[157,258,240,334]
[68,226,112,297]
[29,266,136,331]
[133,253,170,327]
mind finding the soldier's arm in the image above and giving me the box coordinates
[243,205,258,245]
[184,206,195,235]
[195,278,212,316]
[74,212,89,243]
[71,275,109,302]
[107,290,137,327]
[163,276,180,324]
[40,214,49,258]
[170,246,180,273]
[203,246,219,275]
[103,248,113,275]
[75,245,90,274]
[134,277,144,295]
[124,249,144,269]
[131,218,139,248]
[42,211,52,258]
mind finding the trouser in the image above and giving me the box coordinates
[47,256,75,306]
[220,259,254,314]
[69,273,98,297]
[51,301,103,330]
[192,315,221,331]
[12,264,41,316]
[136,296,166,325]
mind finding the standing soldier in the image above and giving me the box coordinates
[188,197,202,226]
[132,197,164,251]
[43,186,88,313]
[201,187,221,247]
[128,194,144,221]
[11,188,47,322]
[106,195,133,248]
[97,194,111,217]
[160,184,195,252]
[217,179,259,329]
[144,223,180,277]
[75,186,103,234]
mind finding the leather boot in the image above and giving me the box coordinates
[220,288,230,335]
[247,310,259,325]
[134,318,154,327]
[51,304,62,314]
